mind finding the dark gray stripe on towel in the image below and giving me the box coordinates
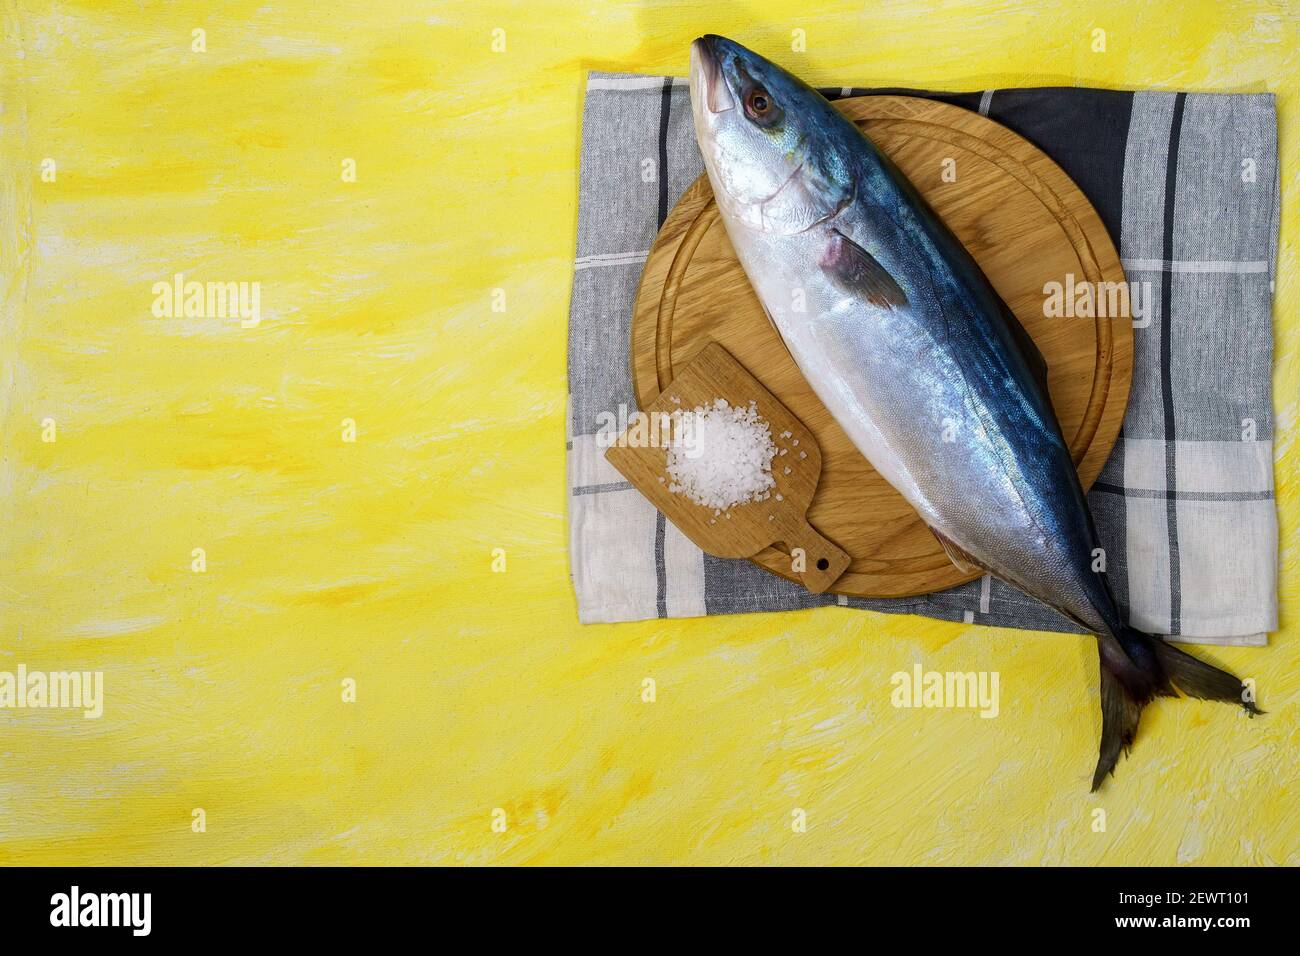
[1160,93,1187,635]
[653,75,673,618]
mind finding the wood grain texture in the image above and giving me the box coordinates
[605,342,851,592]
[632,96,1134,597]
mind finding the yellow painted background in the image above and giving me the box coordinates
[0,0,1296,865]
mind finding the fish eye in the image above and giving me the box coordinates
[745,88,772,117]
[741,84,783,127]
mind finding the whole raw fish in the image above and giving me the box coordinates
[688,34,1258,788]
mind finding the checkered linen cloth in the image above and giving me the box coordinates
[567,73,1280,647]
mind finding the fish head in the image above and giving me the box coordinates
[689,35,854,236]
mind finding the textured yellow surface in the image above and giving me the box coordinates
[0,0,1296,865]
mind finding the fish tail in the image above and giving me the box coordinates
[1091,626,1260,791]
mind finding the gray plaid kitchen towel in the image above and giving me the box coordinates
[567,73,1280,647]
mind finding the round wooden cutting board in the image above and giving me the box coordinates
[631,95,1133,598]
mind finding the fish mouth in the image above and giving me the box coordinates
[690,36,735,114]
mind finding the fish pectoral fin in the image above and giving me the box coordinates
[928,527,981,574]
[821,229,908,310]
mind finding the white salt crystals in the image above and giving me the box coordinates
[664,398,778,511]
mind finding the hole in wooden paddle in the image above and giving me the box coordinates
[816,558,829,571]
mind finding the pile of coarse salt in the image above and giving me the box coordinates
[664,397,777,513]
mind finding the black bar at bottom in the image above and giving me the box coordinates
[0,865,1278,941]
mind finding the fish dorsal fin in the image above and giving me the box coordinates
[998,302,1050,395]
[821,229,908,310]
[929,526,981,575]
